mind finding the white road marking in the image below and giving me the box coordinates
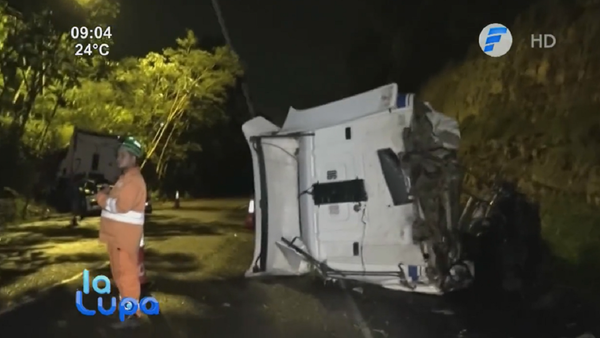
[340,280,374,338]
[0,261,110,317]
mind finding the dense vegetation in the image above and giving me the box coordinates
[0,0,249,223]
[418,0,600,296]
[345,0,600,297]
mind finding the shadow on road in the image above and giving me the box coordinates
[0,197,361,338]
[256,273,599,338]
[0,244,355,338]
[0,251,105,288]
[0,277,288,338]
[3,223,98,239]
[145,214,240,239]
[0,249,202,338]
[2,198,598,338]
[346,281,597,338]
[166,204,246,212]
[0,221,104,294]
[0,201,250,312]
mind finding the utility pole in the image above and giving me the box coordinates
[210,0,256,117]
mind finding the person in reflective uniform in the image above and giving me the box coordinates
[96,137,147,328]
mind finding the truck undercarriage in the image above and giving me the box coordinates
[386,100,541,292]
[280,100,542,293]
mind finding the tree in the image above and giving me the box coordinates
[114,30,241,178]
[66,0,120,26]
[67,29,242,179]
[0,1,243,217]
[0,1,122,213]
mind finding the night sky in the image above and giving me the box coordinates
[111,0,370,117]
[6,0,533,119]
[8,0,371,118]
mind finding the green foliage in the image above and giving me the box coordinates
[68,29,242,178]
[0,2,243,202]
[540,195,600,297]
[421,0,600,202]
[419,0,600,296]
[68,0,120,26]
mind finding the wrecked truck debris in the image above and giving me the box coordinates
[241,83,541,294]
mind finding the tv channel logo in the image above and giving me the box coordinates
[76,269,160,322]
[479,23,513,57]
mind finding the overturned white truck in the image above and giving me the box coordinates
[56,128,154,216]
[242,84,480,294]
[56,128,122,215]
[58,128,122,183]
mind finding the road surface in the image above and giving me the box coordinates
[0,199,596,338]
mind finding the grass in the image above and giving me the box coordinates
[540,194,600,299]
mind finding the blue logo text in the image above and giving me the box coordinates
[483,26,507,52]
[75,269,159,322]
[479,23,512,57]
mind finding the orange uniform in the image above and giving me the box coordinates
[96,167,146,310]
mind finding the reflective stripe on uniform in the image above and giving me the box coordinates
[101,210,144,225]
[106,197,118,213]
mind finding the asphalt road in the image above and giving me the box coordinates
[0,199,596,338]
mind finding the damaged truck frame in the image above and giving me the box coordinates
[242,84,541,294]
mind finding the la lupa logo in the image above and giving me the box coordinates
[76,269,160,321]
